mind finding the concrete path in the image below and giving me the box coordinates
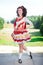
[0,53,34,65]
[0,46,43,65]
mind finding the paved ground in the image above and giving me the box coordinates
[0,46,43,65]
[0,53,34,65]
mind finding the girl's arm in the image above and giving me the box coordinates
[24,17,33,28]
[25,17,33,25]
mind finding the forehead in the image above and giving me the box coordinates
[18,8,22,11]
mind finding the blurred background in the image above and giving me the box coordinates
[0,0,43,46]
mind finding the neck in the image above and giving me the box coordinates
[19,16,23,18]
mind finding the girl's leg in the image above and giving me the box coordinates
[22,43,30,55]
[22,43,32,59]
[18,43,23,63]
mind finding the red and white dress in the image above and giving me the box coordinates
[11,17,32,44]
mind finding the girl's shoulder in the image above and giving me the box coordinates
[23,17,26,19]
[23,17,29,21]
[15,17,19,21]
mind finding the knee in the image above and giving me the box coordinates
[19,44,23,49]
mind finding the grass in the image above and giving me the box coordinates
[25,36,43,46]
[4,23,13,28]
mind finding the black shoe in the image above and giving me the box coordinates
[30,52,32,59]
[18,59,22,63]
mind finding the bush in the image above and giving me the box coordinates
[10,18,16,24]
[40,23,43,36]
[34,20,40,29]
[33,16,41,29]
[41,16,43,24]
[7,21,9,24]
[0,22,3,29]
[27,16,41,29]
[0,17,5,29]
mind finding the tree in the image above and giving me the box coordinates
[41,16,43,24]
[0,17,5,29]
[40,23,43,36]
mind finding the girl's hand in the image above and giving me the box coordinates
[26,24,33,29]
[26,24,30,29]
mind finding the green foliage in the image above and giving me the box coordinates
[27,16,38,23]
[7,21,9,24]
[41,16,43,24]
[10,18,16,24]
[40,23,43,36]
[34,16,41,29]
[0,17,5,29]
[27,16,43,29]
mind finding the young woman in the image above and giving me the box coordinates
[11,6,33,63]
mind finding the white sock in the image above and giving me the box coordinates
[26,49,30,55]
[19,53,22,59]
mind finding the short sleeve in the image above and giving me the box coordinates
[24,17,33,25]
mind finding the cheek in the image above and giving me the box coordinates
[19,11,22,14]
[18,10,23,14]
[20,10,23,14]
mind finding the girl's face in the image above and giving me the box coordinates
[18,8,23,17]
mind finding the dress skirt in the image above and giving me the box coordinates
[11,29,31,44]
